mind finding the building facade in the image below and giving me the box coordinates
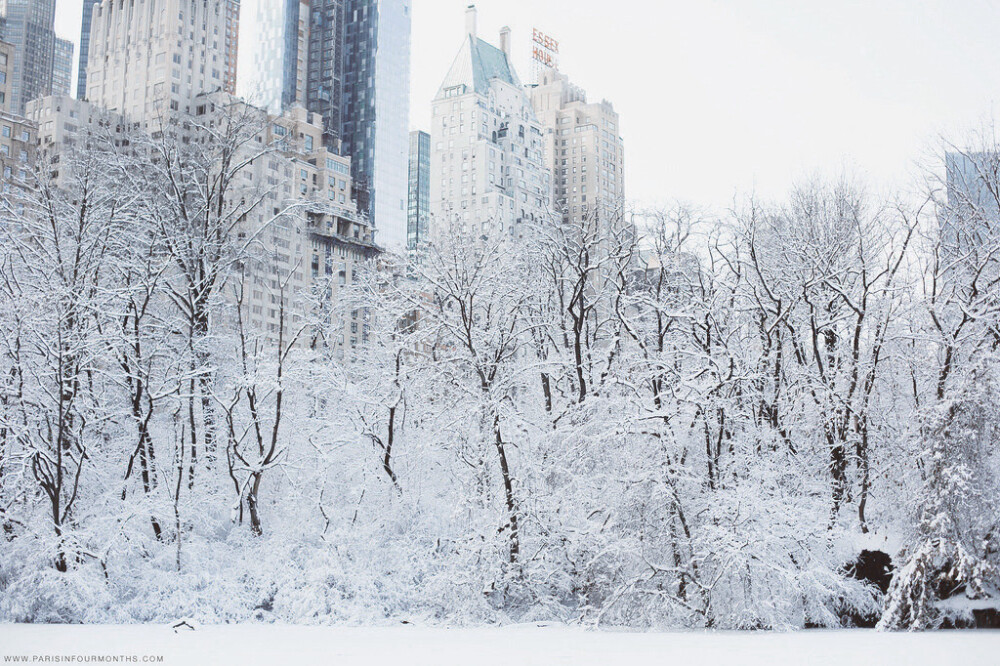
[407,129,429,249]
[86,0,238,123]
[26,93,125,189]
[27,89,377,352]
[51,34,71,95]
[0,40,13,111]
[0,35,35,206]
[530,68,628,323]
[0,103,36,203]
[530,68,625,228]
[223,97,378,350]
[430,7,550,241]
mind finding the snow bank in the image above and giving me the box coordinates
[1,624,998,666]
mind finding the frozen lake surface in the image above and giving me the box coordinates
[1,623,998,665]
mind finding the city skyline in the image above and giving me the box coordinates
[50,0,1000,211]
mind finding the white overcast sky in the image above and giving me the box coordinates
[55,0,1000,210]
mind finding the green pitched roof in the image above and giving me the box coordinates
[436,35,522,99]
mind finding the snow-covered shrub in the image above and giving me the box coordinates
[880,378,1000,630]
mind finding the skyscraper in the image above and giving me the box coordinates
[86,0,238,122]
[51,35,71,96]
[407,130,430,249]
[340,0,411,251]
[237,0,307,115]
[76,0,100,100]
[530,69,625,227]
[430,7,551,240]
[0,0,59,114]
[530,68,628,323]
[305,0,344,148]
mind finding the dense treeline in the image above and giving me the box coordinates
[0,111,997,629]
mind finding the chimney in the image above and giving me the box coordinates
[500,26,511,57]
[465,5,477,39]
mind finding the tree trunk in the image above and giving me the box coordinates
[247,472,263,536]
[492,412,519,563]
[541,372,553,413]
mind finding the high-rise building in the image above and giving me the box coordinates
[340,0,411,252]
[0,0,60,114]
[27,89,378,351]
[430,7,551,240]
[76,0,100,100]
[407,129,430,249]
[530,69,628,323]
[86,0,238,122]
[237,0,307,115]
[305,0,344,148]
[51,36,71,96]
[530,68,625,227]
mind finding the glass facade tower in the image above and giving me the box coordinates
[51,34,71,95]
[237,0,304,114]
[407,130,430,250]
[341,0,411,252]
[306,0,344,149]
[76,0,99,100]
[0,0,58,114]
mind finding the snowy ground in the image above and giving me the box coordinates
[1,624,998,665]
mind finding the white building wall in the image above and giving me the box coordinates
[87,0,232,124]
[430,19,550,242]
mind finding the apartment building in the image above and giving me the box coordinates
[86,0,239,124]
[28,89,377,351]
[530,69,625,228]
[430,7,551,241]
[0,104,36,204]
[228,96,378,349]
